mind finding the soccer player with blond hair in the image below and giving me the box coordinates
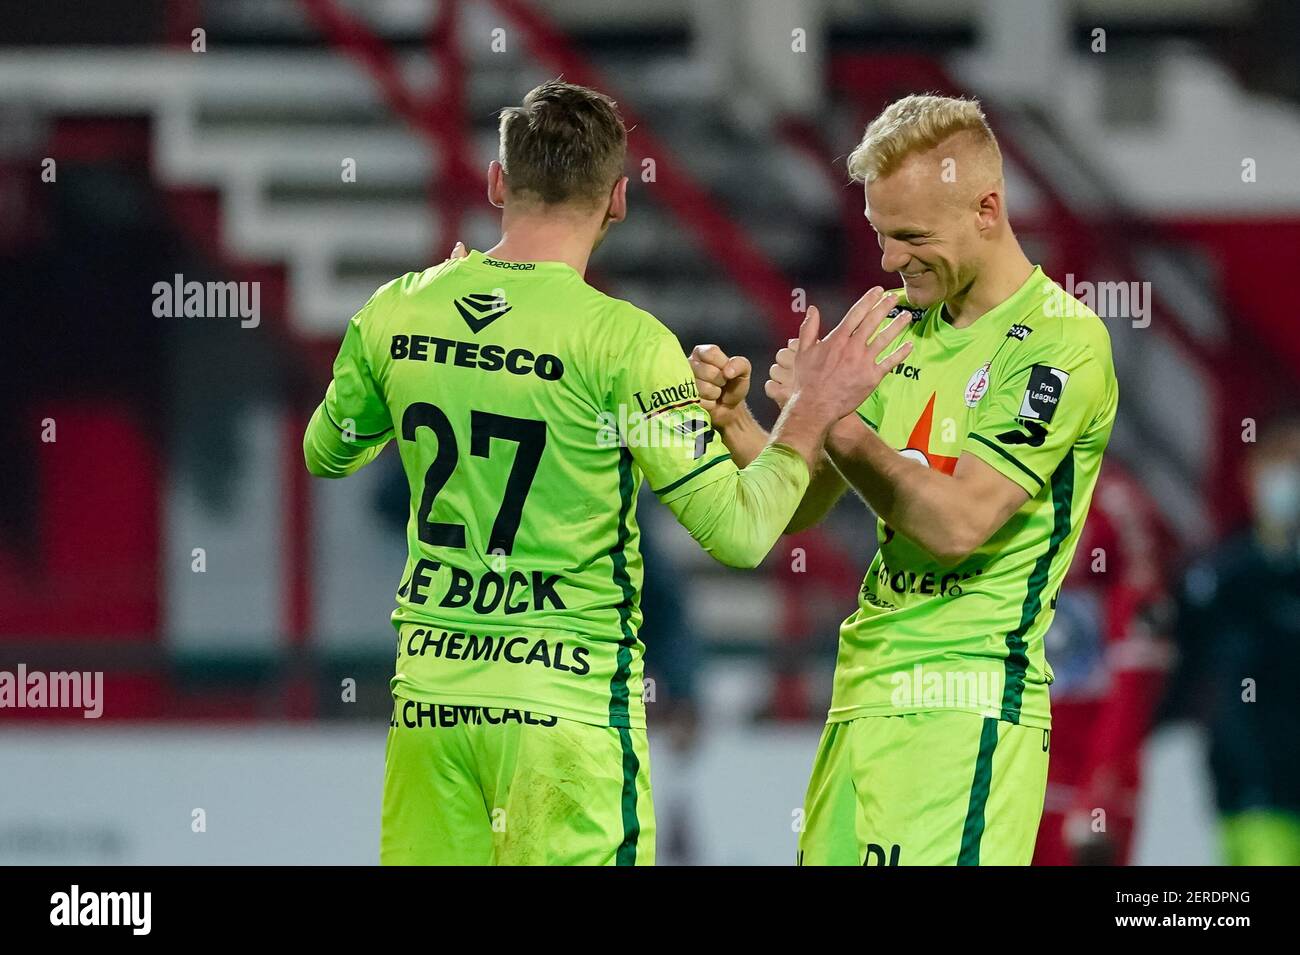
[692,94,1118,865]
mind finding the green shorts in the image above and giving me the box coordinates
[380,697,654,865]
[798,711,1049,866]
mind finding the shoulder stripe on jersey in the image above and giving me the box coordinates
[999,451,1074,723]
[967,433,1043,489]
[642,397,705,421]
[957,717,1000,865]
[651,452,731,497]
[323,403,393,442]
[607,446,638,731]
[856,410,880,431]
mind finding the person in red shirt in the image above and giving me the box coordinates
[1033,465,1173,865]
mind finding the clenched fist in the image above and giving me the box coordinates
[765,336,800,410]
[689,344,752,431]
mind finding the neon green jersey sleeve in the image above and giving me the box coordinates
[611,326,810,567]
[609,326,732,500]
[964,330,1114,495]
[303,294,395,477]
[659,441,810,568]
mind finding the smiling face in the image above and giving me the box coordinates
[863,144,1000,309]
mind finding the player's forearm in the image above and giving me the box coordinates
[785,457,850,534]
[767,394,834,473]
[717,402,846,533]
[303,403,388,478]
[663,442,810,569]
[714,403,769,468]
[824,416,976,564]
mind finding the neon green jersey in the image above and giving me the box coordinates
[307,251,776,728]
[832,266,1118,730]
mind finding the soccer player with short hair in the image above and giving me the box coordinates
[692,94,1118,865]
[302,81,912,865]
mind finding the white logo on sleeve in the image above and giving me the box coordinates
[964,362,992,408]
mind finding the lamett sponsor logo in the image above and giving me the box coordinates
[632,375,699,415]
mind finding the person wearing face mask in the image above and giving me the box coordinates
[1158,411,1300,865]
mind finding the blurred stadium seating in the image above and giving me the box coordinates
[1,0,1297,865]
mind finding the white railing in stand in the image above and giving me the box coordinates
[0,49,438,334]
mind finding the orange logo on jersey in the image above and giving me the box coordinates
[882,393,959,548]
[899,393,958,475]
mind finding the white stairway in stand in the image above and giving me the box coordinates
[0,50,442,335]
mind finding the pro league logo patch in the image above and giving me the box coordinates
[1019,365,1069,423]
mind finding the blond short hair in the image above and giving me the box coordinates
[847,94,1000,184]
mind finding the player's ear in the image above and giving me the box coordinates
[487,160,507,209]
[606,176,628,224]
[975,187,1000,233]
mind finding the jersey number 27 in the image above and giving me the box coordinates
[400,402,546,557]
